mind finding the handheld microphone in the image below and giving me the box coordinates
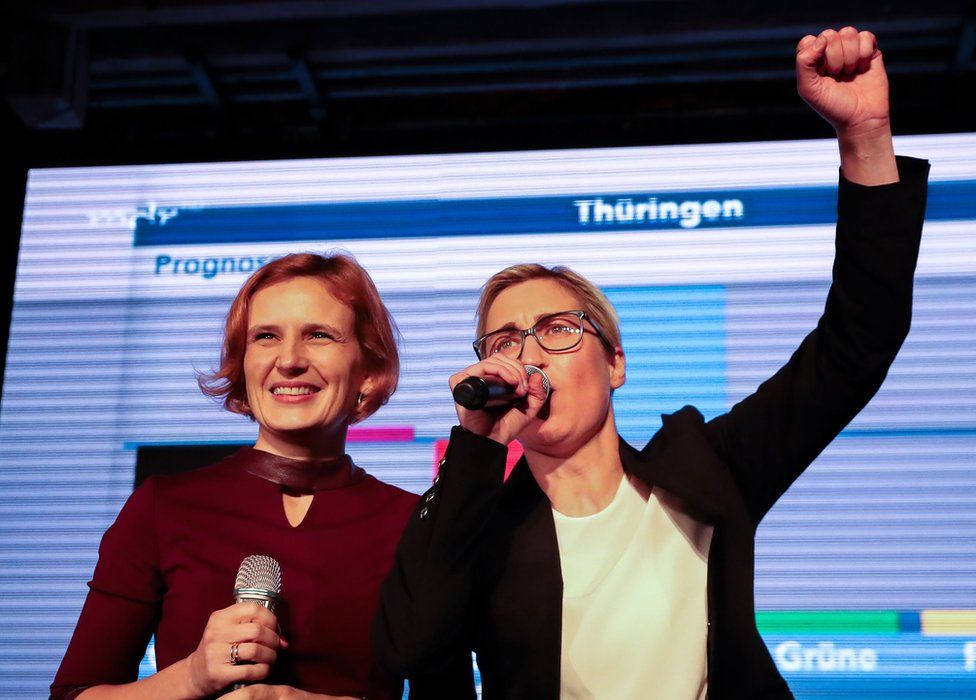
[232,555,281,689]
[453,365,551,410]
[234,554,281,610]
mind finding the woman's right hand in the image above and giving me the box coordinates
[183,601,288,697]
[449,355,548,445]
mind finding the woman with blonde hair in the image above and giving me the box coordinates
[375,27,930,698]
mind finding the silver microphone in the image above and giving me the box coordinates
[233,554,282,611]
[525,365,551,395]
[231,555,282,690]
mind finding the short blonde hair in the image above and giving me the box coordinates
[475,264,621,353]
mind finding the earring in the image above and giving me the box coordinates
[356,392,365,405]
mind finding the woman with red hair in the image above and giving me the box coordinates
[52,254,422,700]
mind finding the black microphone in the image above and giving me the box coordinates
[453,365,551,410]
[231,555,282,690]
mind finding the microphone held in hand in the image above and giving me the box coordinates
[232,555,282,690]
[453,365,551,410]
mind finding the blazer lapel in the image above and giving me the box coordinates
[620,405,736,521]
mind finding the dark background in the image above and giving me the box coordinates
[135,444,245,487]
[2,0,975,392]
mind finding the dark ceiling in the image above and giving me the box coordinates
[3,0,975,166]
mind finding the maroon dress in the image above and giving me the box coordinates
[51,448,418,699]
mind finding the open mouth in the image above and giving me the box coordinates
[269,384,322,401]
[271,386,320,396]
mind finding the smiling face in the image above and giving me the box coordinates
[483,278,625,457]
[244,276,372,457]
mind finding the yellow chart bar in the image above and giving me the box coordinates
[921,610,976,636]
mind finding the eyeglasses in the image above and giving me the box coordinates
[473,310,613,360]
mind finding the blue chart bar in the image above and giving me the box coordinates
[762,634,976,698]
[132,180,976,247]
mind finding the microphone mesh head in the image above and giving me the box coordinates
[524,365,551,399]
[234,555,281,595]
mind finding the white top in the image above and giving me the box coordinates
[553,474,713,699]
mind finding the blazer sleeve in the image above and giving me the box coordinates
[705,155,930,525]
[372,426,507,698]
[50,478,164,699]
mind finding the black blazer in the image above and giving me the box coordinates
[374,157,930,700]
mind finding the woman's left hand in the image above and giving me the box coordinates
[796,26,898,185]
[796,26,889,137]
[221,685,361,700]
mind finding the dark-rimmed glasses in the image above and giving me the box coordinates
[473,310,613,360]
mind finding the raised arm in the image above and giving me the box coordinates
[706,27,930,524]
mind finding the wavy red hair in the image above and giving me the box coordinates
[199,253,399,424]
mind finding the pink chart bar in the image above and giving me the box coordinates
[347,426,415,443]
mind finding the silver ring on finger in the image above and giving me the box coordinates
[229,641,240,665]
